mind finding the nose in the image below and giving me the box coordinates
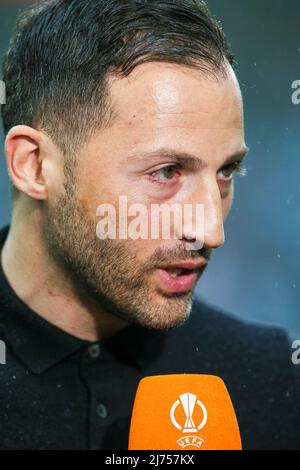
[202,189,225,249]
[175,181,225,250]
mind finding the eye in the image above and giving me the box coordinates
[149,165,181,183]
[217,161,247,182]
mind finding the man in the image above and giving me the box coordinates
[0,0,299,450]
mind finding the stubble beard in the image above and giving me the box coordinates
[42,175,194,332]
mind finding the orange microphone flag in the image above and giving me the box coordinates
[129,374,242,450]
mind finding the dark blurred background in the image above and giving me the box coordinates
[0,1,299,337]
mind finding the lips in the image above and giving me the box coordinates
[155,260,207,294]
[166,268,189,277]
[158,260,207,272]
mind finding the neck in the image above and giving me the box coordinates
[1,209,128,342]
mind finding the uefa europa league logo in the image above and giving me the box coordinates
[170,392,207,449]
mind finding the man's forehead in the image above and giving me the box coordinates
[108,61,243,127]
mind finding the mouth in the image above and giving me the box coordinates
[155,261,207,294]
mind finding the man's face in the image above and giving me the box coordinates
[44,62,246,331]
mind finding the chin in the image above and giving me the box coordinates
[136,296,193,331]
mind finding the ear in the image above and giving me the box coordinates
[5,125,48,201]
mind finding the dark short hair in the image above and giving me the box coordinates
[1,0,234,198]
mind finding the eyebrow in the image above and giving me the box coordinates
[126,146,249,171]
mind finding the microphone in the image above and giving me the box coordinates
[129,374,242,450]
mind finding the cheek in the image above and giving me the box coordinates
[77,169,117,219]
